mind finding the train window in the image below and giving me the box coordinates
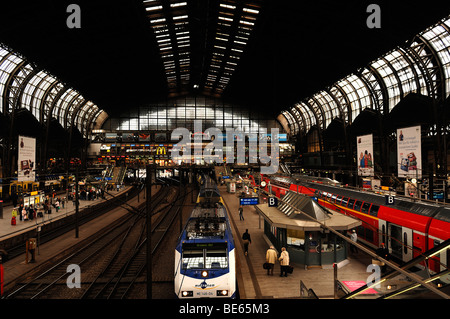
[206,246,228,269]
[348,199,355,209]
[327,193,332,198]
[182,243,228,269]
[331,194,337,202]
[366,228,374,242]
[354,201,363,212]
[341,197,349,206]
[322,192,327,197]
[336,196,343,204]
[361,202,371,214]
[182,248,204,269]
[369,205,379,217]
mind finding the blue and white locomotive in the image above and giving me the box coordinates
[174,175,236,298]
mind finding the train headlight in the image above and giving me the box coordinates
[217,290,229,297]
[201,270,209,278]
[181,291,193,297]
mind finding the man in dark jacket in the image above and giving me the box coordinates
[242,229,251,256]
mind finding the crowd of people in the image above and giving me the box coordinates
[10,186,106,225]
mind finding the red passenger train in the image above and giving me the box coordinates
[249,174,450,274]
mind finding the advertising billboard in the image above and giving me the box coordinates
[357,134,374,176]
[397,125,421,179]
[18,136,36,182]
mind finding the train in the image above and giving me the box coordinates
[249,174,450,275]
[0,174,74,200]
[174,175,236,298]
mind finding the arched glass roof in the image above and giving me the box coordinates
[280,15,450,135]
[0,44,107,136]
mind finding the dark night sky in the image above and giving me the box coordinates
[0,0,449,118]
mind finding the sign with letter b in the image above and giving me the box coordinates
[385,195,395,205]
[268,197,278,207]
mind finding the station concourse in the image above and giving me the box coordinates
[0,0,449,303]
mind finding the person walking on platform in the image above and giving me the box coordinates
[350,229,358,253]
[266,246,278,276]
[242,229,251,256]
[239,205,244,221]
[279,247,290,277]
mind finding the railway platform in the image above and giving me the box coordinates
[0,185,156,294]
[220,185,385,299]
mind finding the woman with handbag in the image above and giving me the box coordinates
[279,247,290,277]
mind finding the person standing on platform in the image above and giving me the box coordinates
[350,229,358,253]
[279,247,290,277]
[19,204,24,221]
[266,246,278,276]
[376,243,389,273]
[242,229,251,256]
[11,207,17,226]
[239,205,244,221]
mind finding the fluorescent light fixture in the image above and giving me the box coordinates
[146,5,162,11]
[171,2,187,7]
[243,8,259,14]
[219,16,233,22]
[240,20,254,26]
[220,4,236,9]
[150,18,166,24]
[173,15,188,20]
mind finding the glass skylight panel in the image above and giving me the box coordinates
[421,18,450,97]
[7,62,34,112]
[313,91,338,127]
[296,102,315,131]
[371,57,401,111]
[21,71,55,114]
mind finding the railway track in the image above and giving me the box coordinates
[3,182,178,299]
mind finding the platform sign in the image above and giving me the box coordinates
[385,195,395,205]
[240,197,259,206]
[268,197,278,207]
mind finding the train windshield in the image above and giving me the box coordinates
[182,243,228,270]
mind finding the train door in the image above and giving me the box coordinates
[388,223,413,262]
[388,223,402,260]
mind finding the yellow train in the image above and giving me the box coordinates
[3,180,40,197]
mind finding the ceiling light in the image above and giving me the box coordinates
[146,5,162,11]
[171,2,187,7]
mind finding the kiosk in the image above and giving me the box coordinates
[256,191,361,268]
